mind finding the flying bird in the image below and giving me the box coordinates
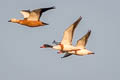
[61,30,94,58]
[8,6,55,27]
[40,16,82,52]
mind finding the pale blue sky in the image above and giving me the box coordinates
[0,0,120,80]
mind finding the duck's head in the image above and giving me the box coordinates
[8,18,19,23]
[40,44,53,48]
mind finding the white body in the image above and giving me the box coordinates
[68,49,93,56]
[53,45,80,51]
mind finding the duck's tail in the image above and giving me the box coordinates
[42,22,49,25]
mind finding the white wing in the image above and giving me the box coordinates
[20,10,30,18]
[76,30,91,49]
[61,16,82,45]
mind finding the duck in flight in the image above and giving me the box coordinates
[61,30,94,58]
[40,16,82,52]
[8,6,55,27]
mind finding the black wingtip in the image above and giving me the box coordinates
[80,16,82,19]
[88,29,91,34]
[51,6,56,9]
[21,9,30,12]
[61,56,66,59]
[52,40,56,44]
[61,57,64,59]
[88,29,91,32]
[79,16,82,21]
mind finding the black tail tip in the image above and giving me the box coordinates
[92,53,95,54]
[8,20,11,22]
[42,22,49,25]
[44,23,49,25]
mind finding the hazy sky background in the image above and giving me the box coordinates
[0,0,120,80]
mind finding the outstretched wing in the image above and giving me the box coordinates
[27,6,55,21]
[61,16,82,45]
[76,30,91,49]
[38,6,55,18]
[20,10,30,19]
